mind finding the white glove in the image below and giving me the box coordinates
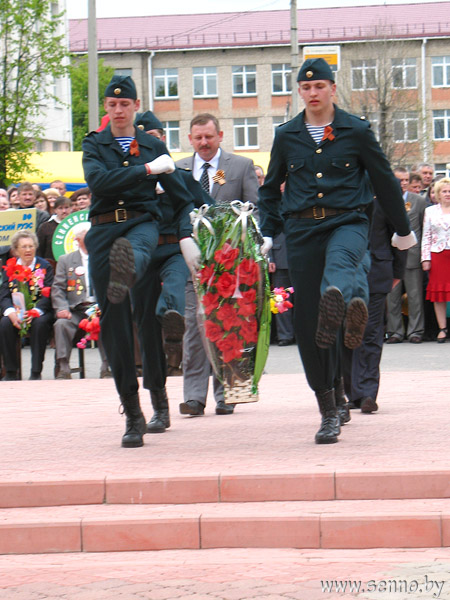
[179,237,201,273]
[145,154,175,174]
[260,236,273,256]
[391,231,417,250]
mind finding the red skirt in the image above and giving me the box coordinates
[426,249,450,302]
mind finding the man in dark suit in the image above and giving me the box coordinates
[258,58,416,444]
[343,201,407,414]
[386,169,427,344]
[176,113,259,417]
[82,75,198,448]
[51,228,110,379]
[0,232,54,380]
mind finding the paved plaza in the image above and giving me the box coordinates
[1,341,449,599]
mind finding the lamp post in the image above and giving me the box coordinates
[88,0,99,131]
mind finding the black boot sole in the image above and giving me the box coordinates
[315,287,345,349]
[162,310,185,342]
[107,238,136,304]
[344,297,368,349]
[315,434,338,444]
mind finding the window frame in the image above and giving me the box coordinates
[192,66,218,98]
[232,65,257,96]
[391,58,417,89]
[432,56,450,88]
[271,63,292,95]
[393,111,419,142]
[351,59,377,91]
[154,68,179,99]
[233,117,258,149]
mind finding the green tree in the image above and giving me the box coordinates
[70,57,115,151]
[0,0,69,187]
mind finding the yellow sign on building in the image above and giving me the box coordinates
[303,46,340,72]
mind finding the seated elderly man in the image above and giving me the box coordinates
[0,232,54,380]
[51,228,111,379]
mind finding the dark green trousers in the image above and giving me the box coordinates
[86,216,159,398]
[285,212,369,392]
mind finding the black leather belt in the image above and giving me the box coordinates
[289,206,363,220]
[158,234,179,245]
[90,209,148,226]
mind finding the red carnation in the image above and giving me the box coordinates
[240,317,258,344]
[217,301,240,331]
[214,243,239,270]
[201,291,220,316]
[41,286,51,298]
[237,258,259,287]
[26,308,41,319]
[205,320,223,342]
[216,332,244,363]
[216,272,237,298]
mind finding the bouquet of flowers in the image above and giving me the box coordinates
[270,287,294,314]
[2,257,51,337]
[192,200,271,403]
[77,304,101,348]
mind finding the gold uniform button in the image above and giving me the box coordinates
[317,193,324,199]
[345,163,350,167]
[123,161,129,167]
[306,70,313,78]
[114,87,121,95]
[290,164,294,169]
[137,124,144,130]
[316,172,323,178]
[316,148,322,154]
[118,201,124,206]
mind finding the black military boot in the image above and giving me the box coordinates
[120,393,146,448]
[147,388,170,433]
[315,389,341,444]
[334,378,351,425]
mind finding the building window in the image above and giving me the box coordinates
[393,111,418,142]
[351,59,377,90]
[232,65,256,96]
[193,67,217,97]
[115,68,132,78]
[272,116,286,137]
[432,56,450,87]
[392,58,417,89]
[434,163,449,177]
[433,109,450,139]
[52,77,63,108]
[365,112,379,138]
[163,121,180,151]
[234,118,258,149]
[271,64,292,95]
[52,141,61,151]
[154,68,178,99]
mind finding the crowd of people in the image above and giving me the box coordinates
[0,65,449,450]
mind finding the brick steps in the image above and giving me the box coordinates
[1,470,450,508]
[1,497,449,554]
[0,470,449,555]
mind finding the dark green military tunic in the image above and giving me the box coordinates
[258,105,411,393]
[82,126,194,398]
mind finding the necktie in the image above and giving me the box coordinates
[200,162,211,193]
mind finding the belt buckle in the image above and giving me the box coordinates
[115,208,127,222]
[313,206,326,220]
